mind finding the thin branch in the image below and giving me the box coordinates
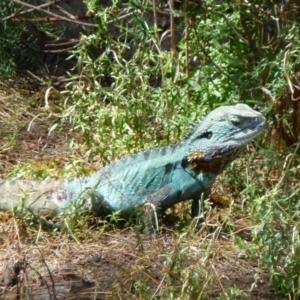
[152,0,165,84]
[10,0,98,27]
[54,3,80,20]
[45,39,79,47]
[169,0,177,56]
[107,9,140,25]
[184,2,190,104]
[10,15,94,23]
[3,1,146,31]
[283,50,296,95]
[210,9,248,44]
[42,43,80,53]
[1,0,58,22]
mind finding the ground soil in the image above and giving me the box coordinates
[0,222,284,300]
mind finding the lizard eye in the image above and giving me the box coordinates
[231,120,240,126]
[198,131,212,139]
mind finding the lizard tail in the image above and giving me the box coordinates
[0,180,69,217]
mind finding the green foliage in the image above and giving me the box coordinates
[63,0,245,160]
[13,194,42,228]
[246,149,300,299]
[214,287,247,300]
[61,0,299,160]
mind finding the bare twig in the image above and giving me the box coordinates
[107,9,140,25]
[169,0,176,57]
[1,0,57,22]
[45,39,79,47]
[10,0,97,28]
[184,3,190,105]
[54,3,80,20]
[25,259,58,300]
[283,51,292,95]
[283,50,300,100]
[42,43,80,53]
[10,14,94,23]
[3,1,145,34]
[36,247,58,300]
[152,0,165,84]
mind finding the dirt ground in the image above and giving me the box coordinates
[0,219,284,300]
[0,80,284,299]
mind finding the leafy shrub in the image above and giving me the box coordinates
[248,149,300,298]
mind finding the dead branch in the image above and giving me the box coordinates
[9,0,98,28]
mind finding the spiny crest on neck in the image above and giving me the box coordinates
[182,107,217,142]
[105,143,180,169]
[183,121,205,141]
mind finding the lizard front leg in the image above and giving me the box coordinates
[191,198,205,229]
[143,184,182,236]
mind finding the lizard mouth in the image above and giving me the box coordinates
[211,147,240,159]
[189,146,239,163]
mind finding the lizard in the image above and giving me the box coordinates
[0,104,266,230]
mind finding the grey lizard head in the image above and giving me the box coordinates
[186,103,267,163]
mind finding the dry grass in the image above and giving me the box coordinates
[0,79,284,299]
[0,216,281,300]
[0,78,101,180]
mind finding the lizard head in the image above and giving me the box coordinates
[186,103,267,166]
